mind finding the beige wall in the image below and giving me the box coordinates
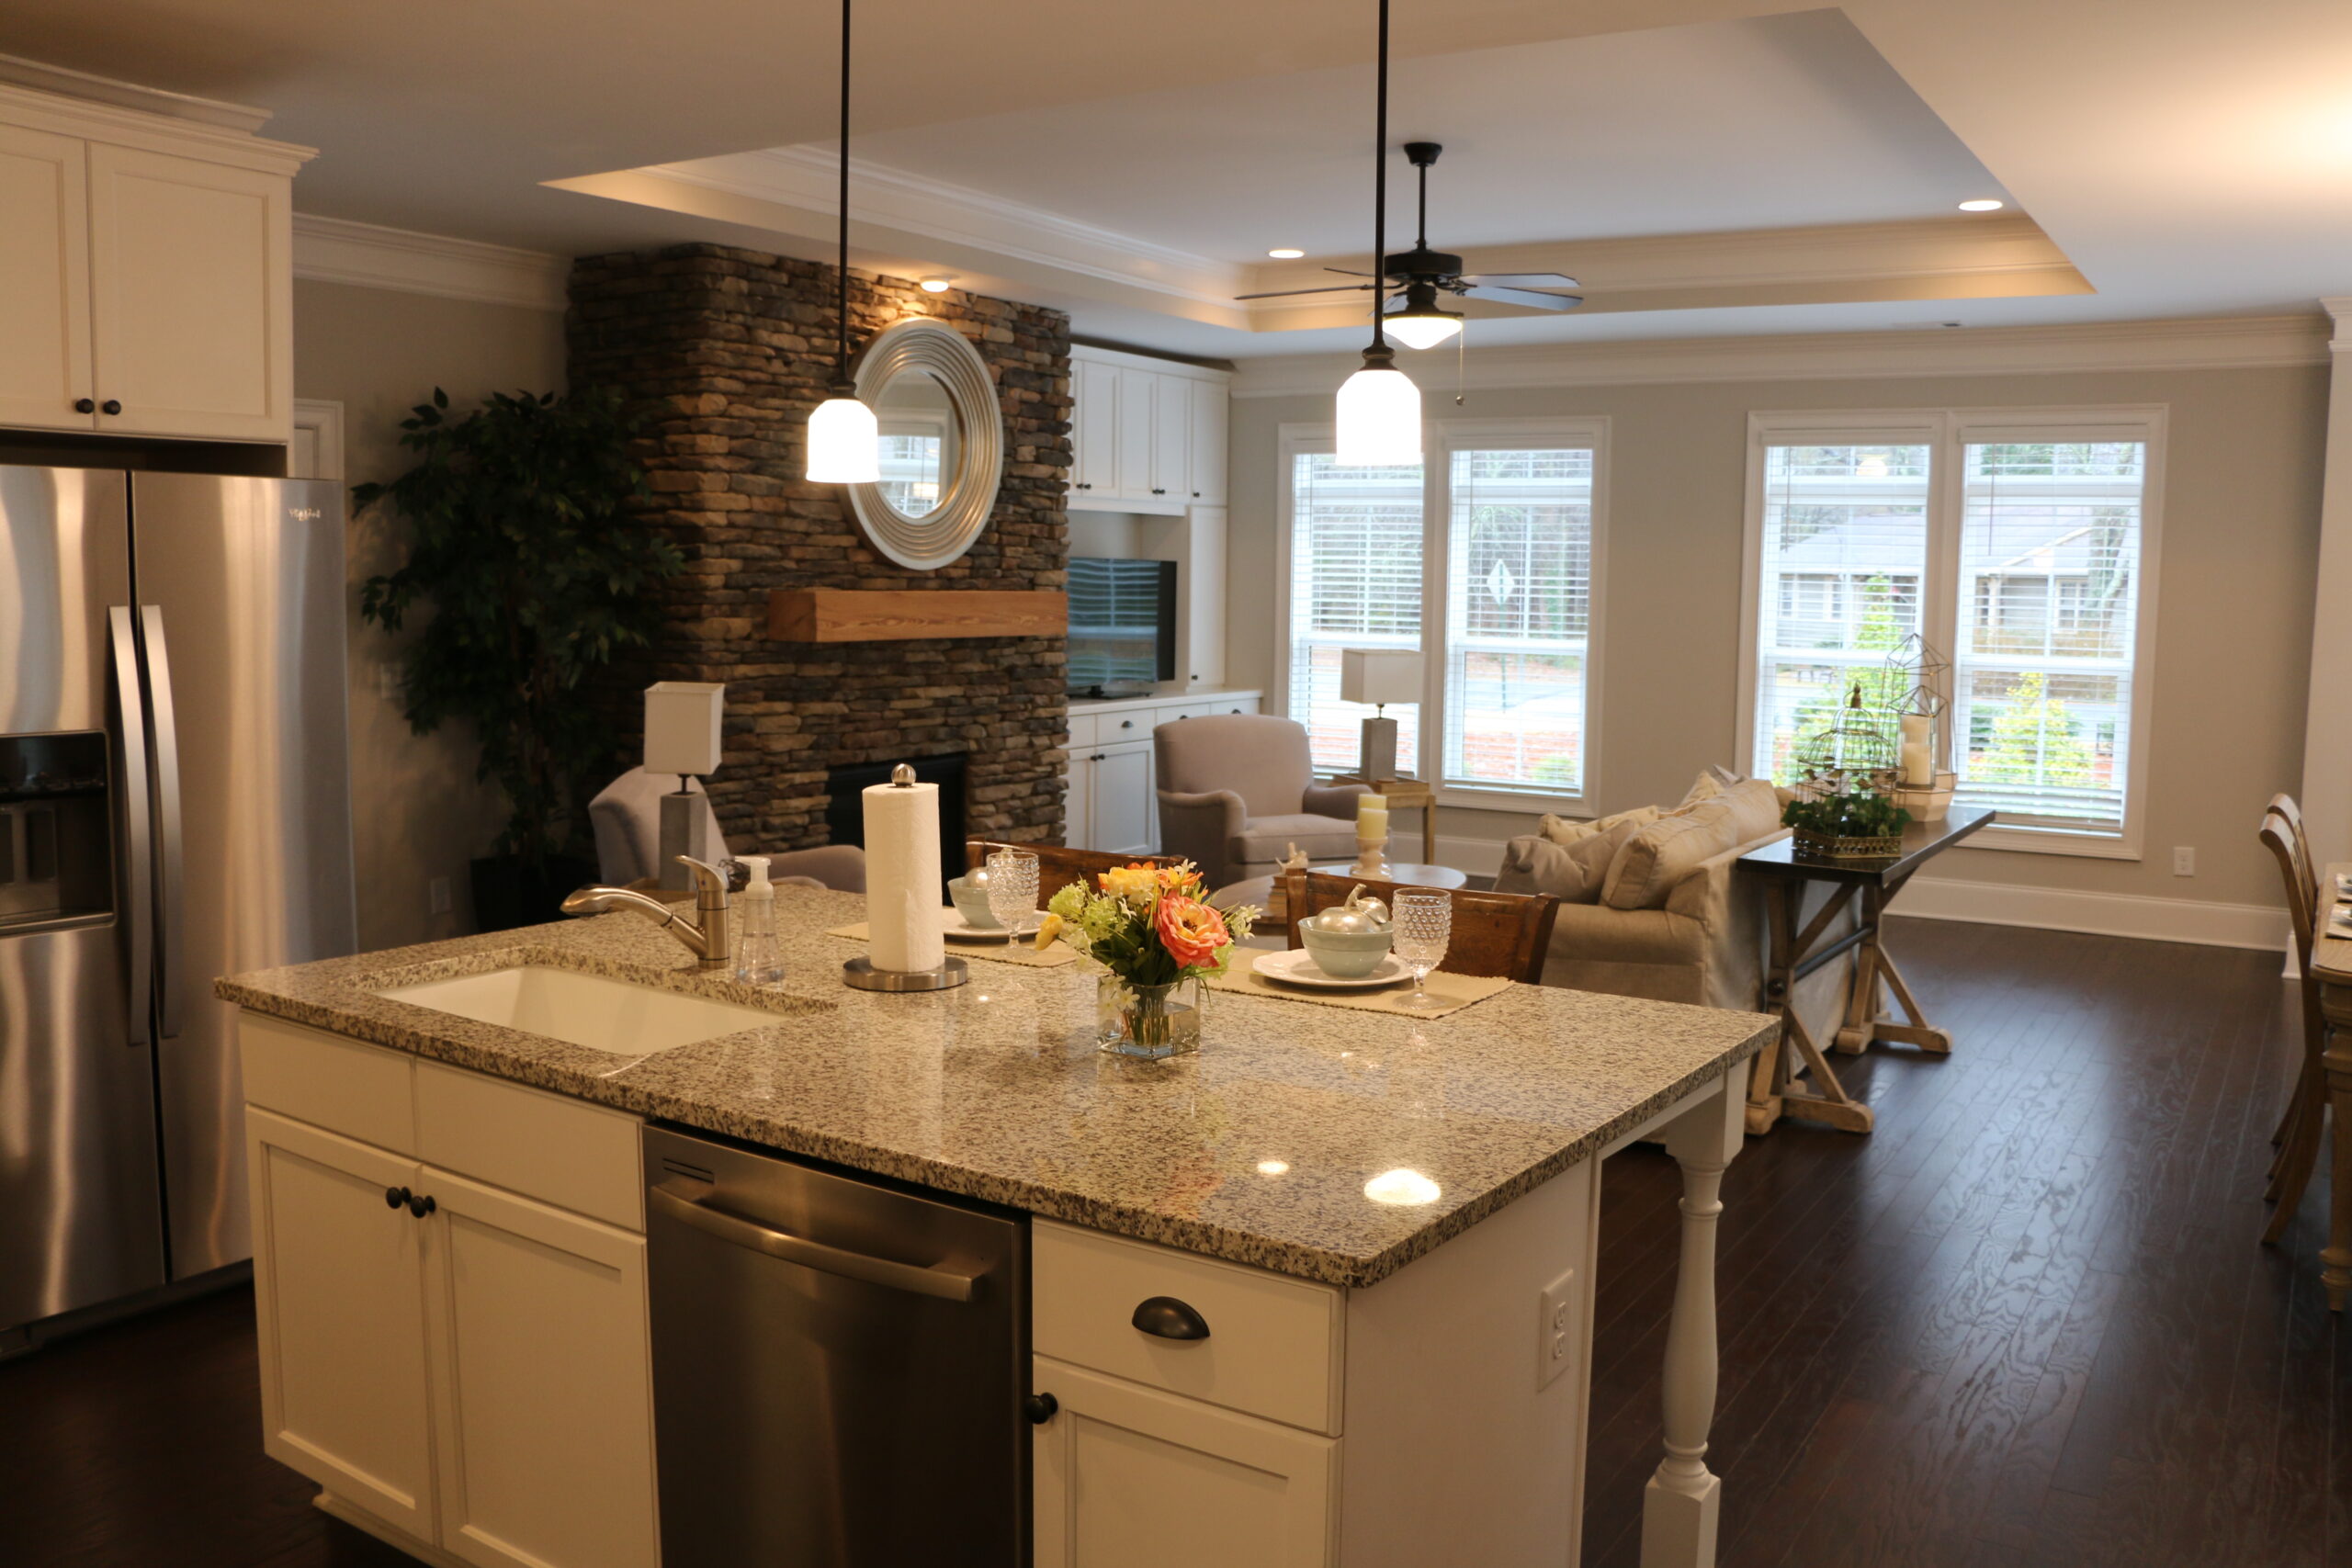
[293,278,568,953]
[1227,363,2325,912]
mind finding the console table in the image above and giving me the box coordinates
[1736,806,1995,1134]
[2301,864,2352,1312]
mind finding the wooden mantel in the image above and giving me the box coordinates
[767,588,1069,643]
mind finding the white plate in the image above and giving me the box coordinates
[1250,947,1413,990]
[942,908,1041,942]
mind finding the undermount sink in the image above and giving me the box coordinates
[374,965,776,1055]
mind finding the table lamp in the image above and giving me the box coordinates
[1340,649,1422,781]
[645,682,725,892]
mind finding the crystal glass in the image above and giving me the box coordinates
[1392,889,1453,1010]
[1097,974,1204,1060]
[984,849,1040,933]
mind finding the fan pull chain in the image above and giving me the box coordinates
[1455,321,1467,406]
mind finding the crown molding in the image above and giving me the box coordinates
[636,148,1248,309]
[0,51,272,132]
[291,214,569,311]
[1228,313,2332,397]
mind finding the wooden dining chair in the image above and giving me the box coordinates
[2264,794,2325,1166]
[2260,807,2332,1243]
[965,841,1184,906]
[1283,872,1558,984]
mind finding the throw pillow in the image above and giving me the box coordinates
[1601,798,1747,910]
[1537,804,1660,845]
[1500,814,1648,903]
[1716,778,1786,845]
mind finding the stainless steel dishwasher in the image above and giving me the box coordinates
[642,1122,1028,1566]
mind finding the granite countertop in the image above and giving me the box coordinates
[217,888,1772,1288]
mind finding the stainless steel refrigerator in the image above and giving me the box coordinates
[0,465,356,1334]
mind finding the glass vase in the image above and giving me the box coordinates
[1096,975,1204,1060]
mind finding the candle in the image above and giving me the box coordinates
[1900,740,1931,788]
[1357,795,1389,837]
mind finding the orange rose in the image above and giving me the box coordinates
[1153,895,1229,970]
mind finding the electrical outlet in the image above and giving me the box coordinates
[428,876,452,916]
[2172,846,2196,877]
[1538,1268,1578,1389]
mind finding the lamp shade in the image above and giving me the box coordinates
[1385,310,1462,351]
[1340,649,1423,707]
[806,394,880,482]
[645,682,725,776]
[1334,364,1421,466]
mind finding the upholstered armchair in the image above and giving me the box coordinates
[1152,714,1368,889]
[587,769,867,891]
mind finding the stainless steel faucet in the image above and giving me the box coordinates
[561,855,733,971]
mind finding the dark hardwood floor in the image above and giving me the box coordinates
[0,919,2341,1567]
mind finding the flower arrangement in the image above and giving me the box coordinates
[1035,862,1257,1057]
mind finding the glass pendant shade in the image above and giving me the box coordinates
[1335,362,1421,466]
[806,393,880,482]
[1385,309,1463,350]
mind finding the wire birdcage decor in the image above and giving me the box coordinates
[1791,683,1899,799]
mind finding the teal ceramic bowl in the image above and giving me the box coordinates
[1299,921,1394,979]
[947,875,999,929]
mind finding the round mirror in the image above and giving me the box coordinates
[847,319,1003,570]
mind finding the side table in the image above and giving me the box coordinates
[1735,806,1995,1134]
[1325,773,1437,863]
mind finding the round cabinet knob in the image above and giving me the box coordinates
[406,1192,437,1218]
[1192,491,1201,497]
[1023,1393,1059,1425]
[1120,719,1134,729]
[99,400,121,416]
[384,1185,411,1210]
[1131,1295,1212,1341]
[74,398,95,414]
[1151,487,1166,495]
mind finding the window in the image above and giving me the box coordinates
[1742,412,2162,855]
[1280,421,1605,802]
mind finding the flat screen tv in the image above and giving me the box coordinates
[1067,558,1176,697]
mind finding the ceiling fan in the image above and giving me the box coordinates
[1237,141,1582,347]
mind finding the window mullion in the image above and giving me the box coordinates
[1419,430,1448,785]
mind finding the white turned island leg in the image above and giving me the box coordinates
[1641,1075,1746,1568]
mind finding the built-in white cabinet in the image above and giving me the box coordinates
[0,81,304,442]
[1068,345,1230,513]
[1064,692,1261,854]
[241,1016,659,1568]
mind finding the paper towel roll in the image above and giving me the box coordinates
[863,776,945,974]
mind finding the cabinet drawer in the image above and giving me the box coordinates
[1155,701,1222,726]
[240,1013,415,1154]
[413,1061,642,1232]
[1033,1220,1342,1435]
[1097,710,1148,742]
[1066,712,1098,749]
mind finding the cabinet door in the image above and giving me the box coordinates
[0,123,93,431]
[1067,751,1098,852]
[1149,374,1189,501]
[1091,740,1156,857]
[1114,367,1157,501]
[1186,379,1228,506]
[87,142,290,441]
[246,1108,437,1540]
[1075,358,1119,499]
[1033,1357,1336,1568]
[422,1168,659,1568]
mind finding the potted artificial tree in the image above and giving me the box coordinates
[356,387,682,931]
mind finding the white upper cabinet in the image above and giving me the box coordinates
[0,123,92,432]
[0,82,308,444]
[1068,345,1230,513]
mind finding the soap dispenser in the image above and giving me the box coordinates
[735,855,784,986]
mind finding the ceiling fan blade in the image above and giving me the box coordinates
[1461,285,1584,311]
[1235,284,1376,300]
[1323,267,1377,277]
[1457,271,1580,288]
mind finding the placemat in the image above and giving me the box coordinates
[825,914,1078,969]
[1205,951,1513,1019]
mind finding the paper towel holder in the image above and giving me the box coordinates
[842,953,969,992]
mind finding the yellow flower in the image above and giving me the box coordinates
[1034,911,1064,951]
[1098,863,1160,902]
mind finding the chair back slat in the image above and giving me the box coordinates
[1282,872,1557,983]
[965,840,1183,907]
[2262,810,2320,989]
[2267,792,2318,918]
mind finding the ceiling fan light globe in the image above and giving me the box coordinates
[1336,364,1422,466]
[806,395,880,483]
[1385,310,1463,350]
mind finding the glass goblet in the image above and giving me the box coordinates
[984,849,1040,934]
[1392,889,1453,1010]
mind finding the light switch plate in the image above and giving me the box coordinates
[1538,1267,1579,1389]
[428,876,452,916]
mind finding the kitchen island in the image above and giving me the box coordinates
[219,884,1772,1568]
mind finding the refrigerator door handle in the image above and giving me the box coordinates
[140,604,186,1041]
[108,607,153,1046]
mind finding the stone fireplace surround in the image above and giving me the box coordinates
[569,244,1071,858]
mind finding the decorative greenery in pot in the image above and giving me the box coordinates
[1035,862,1258,1059]
[1781,789,1911,860]
[355,388,682,930]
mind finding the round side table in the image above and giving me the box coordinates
[1307,862,1468,890]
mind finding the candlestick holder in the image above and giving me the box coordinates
[1350,833,1389,879]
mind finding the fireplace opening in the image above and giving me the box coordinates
[824,754,968,894]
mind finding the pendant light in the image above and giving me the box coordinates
[1334,0,1421,467]
[1385,281,1464,351]
[805,0,880,483]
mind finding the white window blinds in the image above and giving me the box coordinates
[1750,443,1931,783]
[1951,441,2146,830]
[1287,453,1423,773]
[1442,447,1594,793]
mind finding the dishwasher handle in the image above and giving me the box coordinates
[650,1179,982,1303]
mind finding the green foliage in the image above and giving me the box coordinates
[354,388,681,866]
[1971,671,2095,786]
[1781,789,1910,840]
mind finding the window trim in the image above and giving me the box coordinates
[1736,405,2165,862]
[1275,415,1611,813]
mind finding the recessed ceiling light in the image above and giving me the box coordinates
[1267,247,1306,259]
[918,276,953,293]
[1957,198,2005,212]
